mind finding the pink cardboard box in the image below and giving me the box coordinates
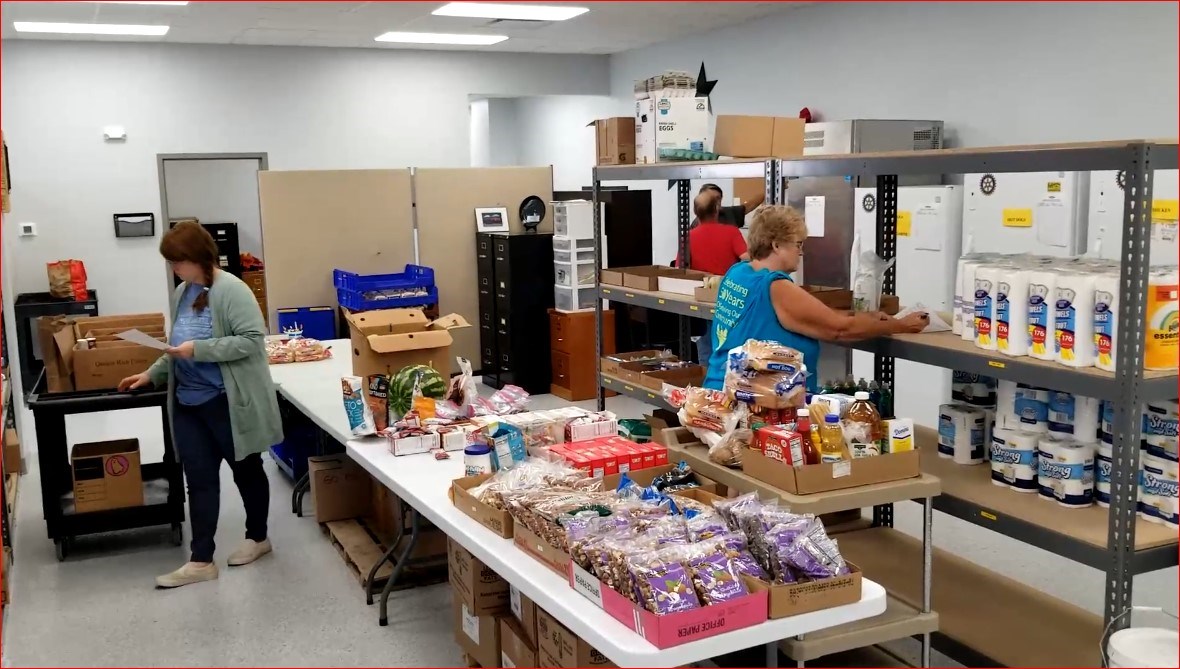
[567,562,768,649]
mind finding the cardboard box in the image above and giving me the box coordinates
[742,447,921,494]
[568,561,768,649]
[657,269,710,296]
[621,266,664,292]
[499,617,538,669]
[713,115,806,159]
[453,597,502,668]
[388,430,466,456]
[755,425,806,466]
[694,284,719,303]
[308,455,372,523]
[635,364,705,392]
[344,308,469,381]
[538,648,562,667]
[71,340,163,392]
[742,564,863,618]
[513,524,569,576]
[652,426,699,449]
[563,634,616,668]
[536,608,567,663]
[451,474,514,539]
[70,439,144,513]
[733,178,766,208]
[635,96,710,164]
[803,286,900,315]
[37,316,80,392]
[448,537,510,615]
[590,117,636,166]
[600,350,672,378]
[510,585,538,646]
[4,428,21,475]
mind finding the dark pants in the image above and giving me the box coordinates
[173,394,269,563]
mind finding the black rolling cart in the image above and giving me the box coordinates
[27,371,185,560]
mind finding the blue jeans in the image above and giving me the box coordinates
[173,394,269,563]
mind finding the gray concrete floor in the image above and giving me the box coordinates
[1,388,1175,666]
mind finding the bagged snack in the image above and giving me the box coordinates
[650,460,695,491]
[366,374,390,432]
[765,516,818,583]
[783,520,850,580]
[712,492,761,532]
[682,541,751,605]
[686,510,728,541]
[627,546,702,615]
[708,427,751,468]
[446,357,479,410]
[342,376,375,437]
[715,531,769,581]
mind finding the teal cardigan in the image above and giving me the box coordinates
[147,272,283,461]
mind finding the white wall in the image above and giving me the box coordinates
[610,2,1178,146]
[512,95,624,190]
[162,158,265,258]
[487,98,522,167]
[0,41,608,317]
[469,99,491,168]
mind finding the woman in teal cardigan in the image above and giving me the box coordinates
[119,222,283,589]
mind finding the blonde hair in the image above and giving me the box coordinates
[747,205,807,259]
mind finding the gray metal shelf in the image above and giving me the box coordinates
[594,158,773,181]
[597,286,715,320]
[598,373,674,411]
[848,332,1178,403]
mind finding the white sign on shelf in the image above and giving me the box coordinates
[804,195,826,237]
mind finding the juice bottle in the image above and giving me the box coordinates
[809,423,825,462]
[819,414,846,463]
[796,408,818,465]
[845,391,883,457]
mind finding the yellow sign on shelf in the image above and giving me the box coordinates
[1152,199,1179,221]
[1002,208,1033,228]
[896,210,912,237]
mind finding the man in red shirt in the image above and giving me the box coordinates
[681,190,750,275]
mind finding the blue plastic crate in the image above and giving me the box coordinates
[333,264,438,311]
[276,306,336,340]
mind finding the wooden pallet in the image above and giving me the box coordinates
[321,518,446,592]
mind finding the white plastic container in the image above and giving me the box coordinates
[1107,627,1179,668]
[553,261,596,288]
[552,200,597,240]
[554,248,595,265]
[554,285,596,313]
[553,236,595,252]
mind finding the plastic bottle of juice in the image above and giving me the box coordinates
[796,408,818,465]
[845,391,883,458]
[819,414,846,463]
[880,383,894,418]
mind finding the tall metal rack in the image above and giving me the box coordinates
[592,140,1180,665]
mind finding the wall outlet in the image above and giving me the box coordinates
[19,222,36,236]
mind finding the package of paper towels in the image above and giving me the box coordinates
[1145,268,1178,371]
[974,265,1002,351]
[1027,268,1058,361]
[938,403,986,464]
[995,269,1030,356]
[991,427,1038,492]
[1055,271,1097,367]
[1093,272,1119,372]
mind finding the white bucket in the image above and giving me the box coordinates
[1107,627,1179,668]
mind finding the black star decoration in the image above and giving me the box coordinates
[695,61,718,112]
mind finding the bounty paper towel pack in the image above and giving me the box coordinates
[974,265,1004,351]
[1093,272,1120,372]
[995,267,1031,356]
[957,255,993,341]
[1055,271,1097,367]
[1027,268,1058,361]
[1142,401,1179,461]
[938,403,986,464]
[991,427,1038,492]
[1145,268,1178,371]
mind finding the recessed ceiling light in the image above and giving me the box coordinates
[13,21,170,36]
[80,2,190,5]
[374,31,507,45]
[433,2,588,21]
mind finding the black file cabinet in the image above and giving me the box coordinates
[477,232,554,394]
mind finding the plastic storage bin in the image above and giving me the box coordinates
[276,306,336,340]
[553,200,597,240]
[554,261,596,288]
[554,248,596,265]
[553,237,595,252]
[555,286,597,312]
[333,264,438,311]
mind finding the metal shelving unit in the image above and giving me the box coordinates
[598,372,674,411]
[592,140,1180,664]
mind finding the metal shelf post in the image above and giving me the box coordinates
[593,173,606,412]
[676,180,692,360]
[872,173,899,530]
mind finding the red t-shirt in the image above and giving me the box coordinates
[681,221,748,276]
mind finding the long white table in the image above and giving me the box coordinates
[269,340,889,667]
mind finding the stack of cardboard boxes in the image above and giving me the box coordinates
[36,312,167,393]
[449,538,613,668]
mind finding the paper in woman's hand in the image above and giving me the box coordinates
[895,303,952,333]
[115,329,170,350]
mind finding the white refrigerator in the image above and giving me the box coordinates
[851,185,962,428]
[1086,169,1179,266]
[961,171,1090,255]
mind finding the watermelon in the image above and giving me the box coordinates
[390,364,447,416]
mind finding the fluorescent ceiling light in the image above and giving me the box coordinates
[13,21,169,35]
[374,31,507,45]
[433,2,588,21]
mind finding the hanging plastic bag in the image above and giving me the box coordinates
[851,245,893,313]
[47,259,88,301]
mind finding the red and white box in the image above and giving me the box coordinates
[755,426,804,466]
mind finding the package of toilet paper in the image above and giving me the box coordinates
[1142,400,1179,461]
[1101,400,1114,437]
[991,427,1038,492]
[1047,392,1075,438]
[996,268,1031,356]
[938,403,986,464]
[1014,384,1049,433]
[1145,268,1178,371]
[1051,441,1096,508]
[1055,271,1097,367]
[974,265,1002,351]
[1027,269,1058,361]
[1093,272,1120,372]
[1047,392,1101,442]
[1141,453,1179,526]
[1096,442,1112,507]
[995,380,1021,430]
[1037,435,1066,500]
[950,371,996,407]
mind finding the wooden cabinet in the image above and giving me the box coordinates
[241,270,268,327]
[549,308,615,401]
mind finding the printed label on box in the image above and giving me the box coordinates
[461,604,480,644]
[832,461,851,478]
[510,585,523,619]
[571,564,606,608]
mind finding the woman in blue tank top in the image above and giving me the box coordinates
[704,205,928,392]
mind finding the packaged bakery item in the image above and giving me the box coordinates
[725,365,808,409]
[366,374,390,432]
[729,339,805,373]
[342,376,376,436]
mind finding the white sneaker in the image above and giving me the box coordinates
[156,562,218,588]
[227,538,272,566]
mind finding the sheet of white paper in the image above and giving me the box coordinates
[116,328,170,350]
[913,205,943,251]
[895,303,952,333]
[1035,195,1070,248]
[804,195,825,237]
